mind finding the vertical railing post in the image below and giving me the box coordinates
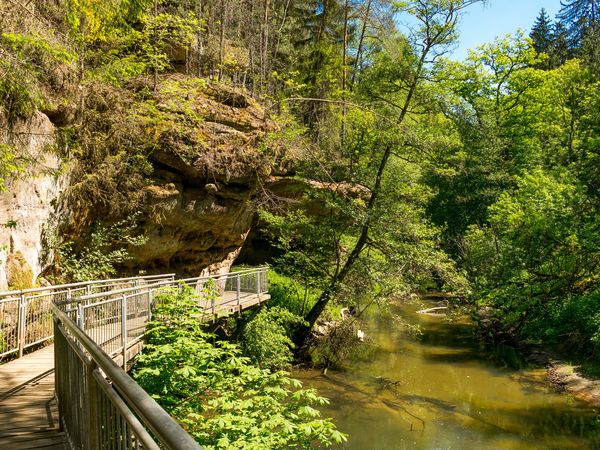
[53,317,64,432]
[211,294,216,319]
[67,287,72,302]
[77,303,84,330]
[17,293,26,357]
[147,290,153,322]
[256,270,261,296]
[121,294,128,369]
[85,360,100,449]
[236,273,241,309]
[263,267,268,293]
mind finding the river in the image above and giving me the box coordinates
[296,299,600,449]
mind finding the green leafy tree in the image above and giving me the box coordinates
[133,288,346,449]
[262,1,481,346]
[242,306,307,370]
[550,21,572,67]
[464,169,600,342]
[425,33,540,254]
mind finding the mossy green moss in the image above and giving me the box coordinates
[0,73,38,125]
[6,251,34,290]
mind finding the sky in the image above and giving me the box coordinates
[405,0,564,60]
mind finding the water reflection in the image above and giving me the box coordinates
[295,299,600,450]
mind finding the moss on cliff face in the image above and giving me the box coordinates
[6,251,34,290]
[53,74,293,276]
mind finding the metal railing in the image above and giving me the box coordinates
[70,268,269,366]
[53,306,202,450]
[52,267,269,449]
[0,274,175,359]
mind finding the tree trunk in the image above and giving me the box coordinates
[218,0,226,81]
[299,45,431,345]
[248,0,256,95]
[260,0,270,91]
[351,0,372,88]
[341,0,349,144]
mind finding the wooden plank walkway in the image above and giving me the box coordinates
[0,290,269,448]
[202,292,270,317]
[0,345,68,449]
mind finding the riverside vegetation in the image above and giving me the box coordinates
[1,0,600,447]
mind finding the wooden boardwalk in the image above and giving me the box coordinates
[0,290,269,448]
[0,345,67,449]
[202,291,270,317]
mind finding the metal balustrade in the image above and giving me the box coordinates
[53,306,202,450]
[0,274,175,359]
[52,267,269,449]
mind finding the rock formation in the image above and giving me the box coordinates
[0,75,288,287]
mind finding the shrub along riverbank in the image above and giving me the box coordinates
[132,287,346,449]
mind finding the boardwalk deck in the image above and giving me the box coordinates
[0,290,269,448]
[0,346,67,449]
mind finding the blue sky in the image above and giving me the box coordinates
[451,0,562,59]
[394,1,563,59]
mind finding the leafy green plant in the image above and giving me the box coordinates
[0,144,20,191]
[58,213,147,281]
[2,32,77,65]
[464,169,600,343]
[0,71,40,125]
[139,12,201,77]
[241,306,307,370]
[267,270,320,316]
[134,288,346,449]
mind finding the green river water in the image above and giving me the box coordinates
[296,299,600,449]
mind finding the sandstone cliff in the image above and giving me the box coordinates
[0,112,66,289]
[0,74,289,288]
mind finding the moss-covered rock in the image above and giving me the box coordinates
[55,74,296,277]
[6,251,34,290]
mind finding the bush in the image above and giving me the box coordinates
[58,213,147,281]
[133,287,346,449]
[525,289,600,356]
[0,71,39,125]
[267,270,320,316]
[241,306,307,370]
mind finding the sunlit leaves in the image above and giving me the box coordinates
[133,288,346,449]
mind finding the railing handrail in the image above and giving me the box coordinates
[62,266,269,304]
[52,305,203,450]
[0,273,176,298]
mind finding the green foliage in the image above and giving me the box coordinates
[557,0,600,47]
[0,68,40,125]
[529,289,600,355]
[58,213,147,281]
[66,0,153,44]
[0,144,21,191]
[241,306,307,370]
[464,169,600,342]
[267,270,320,316]
[133,288,346,449]
[139,12,201,75]
[2,32,77,65]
